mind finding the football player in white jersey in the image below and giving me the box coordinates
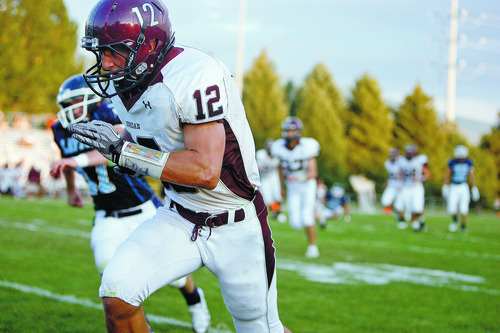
[271,117,320,258]
[442,145,479,232]
[70,1,290,332]
[397,144,430,231]
[256,139,284,221]
[51,74,210,333]
[381,148,404,221]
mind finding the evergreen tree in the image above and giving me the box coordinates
[294,63,346,185]
[0,0,83,114]
[345,73,393,185]
[242,50,288,149]
[478,112,500,204]
[394,84,447,190]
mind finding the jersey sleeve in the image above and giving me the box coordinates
[303,138,320,159]
[175,58,227,125]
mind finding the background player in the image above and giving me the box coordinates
[256,139,285,222]
[322,183,351,224]
[271,117,320,258]
[50,74,210,333]
[442,145,480,232]
[71,1,290,331]
[397,144,430,232]
[381,148,404,222]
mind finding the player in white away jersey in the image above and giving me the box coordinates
[256,139,284,220]
[442,145,479,232]
[397,144,430,232]
[271,117,320,258]
[70,1,290,332]
[381,148,404,220]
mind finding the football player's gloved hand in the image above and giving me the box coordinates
[442,185,449,198]
[113,165,141,178]
[69,120,125,164]
[471,186,480,202]
[70,120,170,180]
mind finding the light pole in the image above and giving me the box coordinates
[446,0,459,123]
[235,0,247,94]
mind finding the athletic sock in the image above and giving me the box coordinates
[180,286,201,306]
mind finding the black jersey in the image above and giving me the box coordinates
[51,103,155,211]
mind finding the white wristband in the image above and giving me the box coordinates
[72,154,90,168]
[118,142,169,180]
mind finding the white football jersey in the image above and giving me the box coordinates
[397,154,428,186]
[256,149,280,180]
[271,137,320,183]
[110,45,260,213]
[384,159,402,187]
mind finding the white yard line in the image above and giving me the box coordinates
[0,280,232,333]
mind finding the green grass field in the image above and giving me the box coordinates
[0,196,499,332]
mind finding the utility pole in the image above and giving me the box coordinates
[446,0,459,123]
[235,0,247,94]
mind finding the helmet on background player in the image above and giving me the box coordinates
[331,183,345,198]
[454,145,469,159]
[81,0,175,98]
[405,144,418,159]
[389,148,399,161]
[56,74,102,128]
[281,117,303,142]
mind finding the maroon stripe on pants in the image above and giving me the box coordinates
[254,191,276,287]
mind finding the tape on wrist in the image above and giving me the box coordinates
[72,154,90,168]
[118,142,169,180]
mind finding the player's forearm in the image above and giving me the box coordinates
[161,149,222,190]
[63,168,77,193]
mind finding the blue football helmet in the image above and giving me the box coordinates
[56,74,102,128]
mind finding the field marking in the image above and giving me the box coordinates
[0,280,233,333]
[5,219,500,262]
[278,259,500,295]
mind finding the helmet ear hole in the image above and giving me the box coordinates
[149,39,158,53]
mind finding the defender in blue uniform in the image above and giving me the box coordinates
[50,74,211,333]
[442,145,480,232]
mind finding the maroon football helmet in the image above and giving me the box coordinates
[81,0,175,97]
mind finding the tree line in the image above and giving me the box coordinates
[243,52,498,207]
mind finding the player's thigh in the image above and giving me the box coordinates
[301,179,317,226]
[410,185,425,213]
[286,185,303,229]
[206,215,277,325]
[458,185,471,215]
[100,208,202,306]
[381,187,396,207]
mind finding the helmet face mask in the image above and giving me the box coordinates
[56,75,102,128]
[81,0,175,98]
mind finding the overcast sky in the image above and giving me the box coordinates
[64,0,499,136]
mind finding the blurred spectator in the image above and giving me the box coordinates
[25,165,44,197]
